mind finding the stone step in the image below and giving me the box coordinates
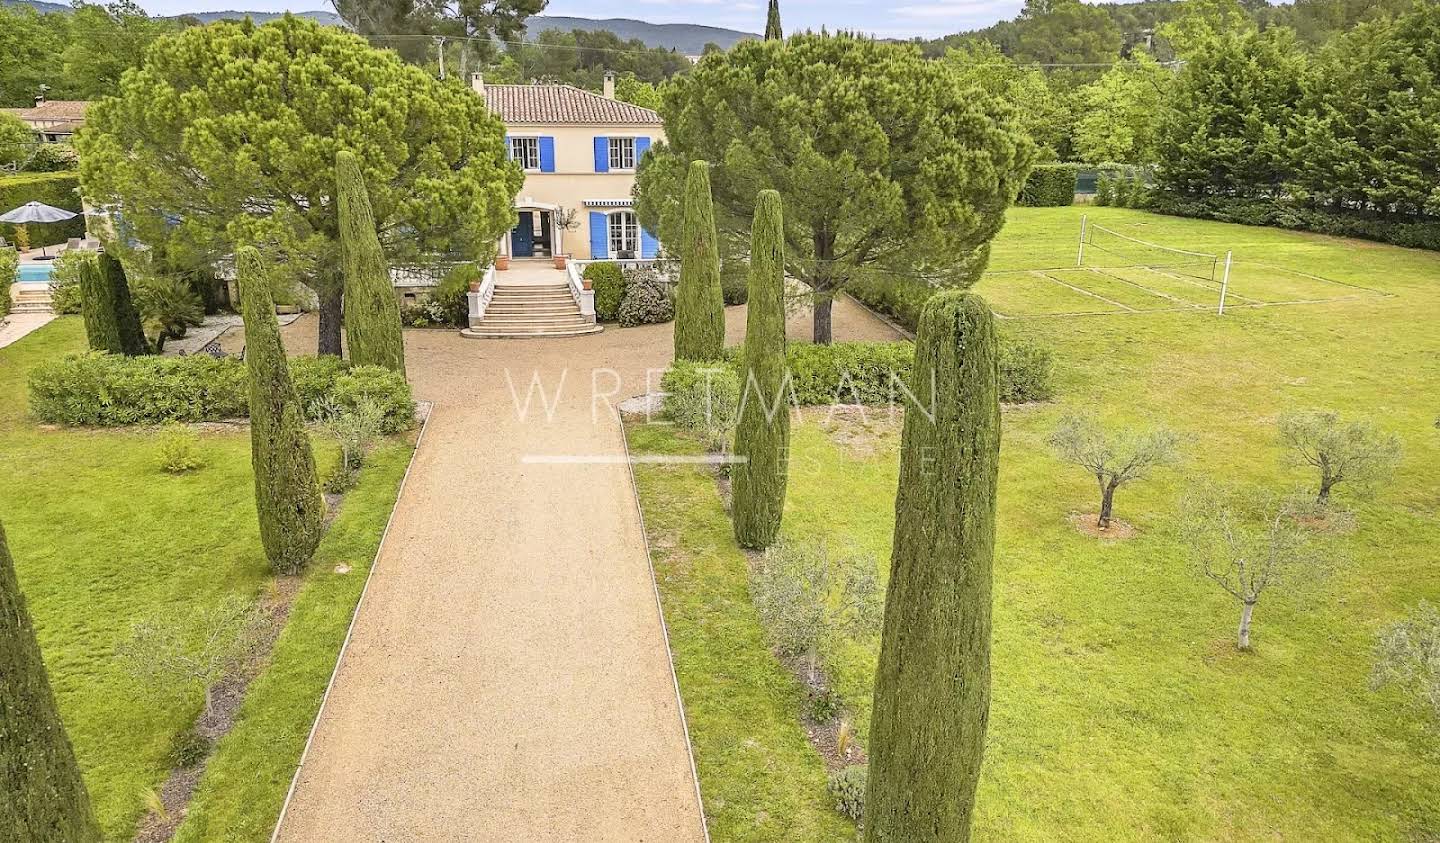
[491,290,573,299]
[476,317,590,328]
[461,323,604,339]
[10,302,54,314]
[489,294,575,304]
[484,304,581,315]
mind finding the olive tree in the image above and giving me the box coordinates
[1372,601,1440,724]
[1048,413,1180,529]
[1180,486,1333,651]
[77,15,522,356]
[635,33,1033,344]
[117,594,266,717]
[1278,410,1402,505]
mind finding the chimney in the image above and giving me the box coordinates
[33,93,45,107]
[603,71,616,100]
[470,72,484,94]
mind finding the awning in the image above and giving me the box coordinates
[582,199,633,208]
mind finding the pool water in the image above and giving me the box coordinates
[17,263,55,283]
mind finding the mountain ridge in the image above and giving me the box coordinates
[0,1,755,52]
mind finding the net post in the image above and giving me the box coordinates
[1217,251,1233,315]
[1077,214,1087,267]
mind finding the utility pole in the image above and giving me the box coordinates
[434,36,447,80]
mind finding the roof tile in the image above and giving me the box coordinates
[481,85,662,126]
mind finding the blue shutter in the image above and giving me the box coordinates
[640,226,659,259]
[589,211,608,258]
[593,137,609,173]
[539,136,555,172]
[504,135,512,160]
[635,137,651,165]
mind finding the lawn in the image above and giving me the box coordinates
[0,318,413,841]
[628,206,1440,840]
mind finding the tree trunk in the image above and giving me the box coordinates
[1097,482,1116,528]
[813,294,833,346]
[812,227,836,345]
[1237,601,1256,650]
[1316,478,1333,506]
[317,284,343,357]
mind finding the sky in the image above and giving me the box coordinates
[129,0,1036,40]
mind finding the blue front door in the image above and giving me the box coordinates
[510,211,535,257]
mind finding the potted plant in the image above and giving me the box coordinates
[495,254,510,271]
[554,206,580,270]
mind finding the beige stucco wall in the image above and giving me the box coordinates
[502,122,667,261]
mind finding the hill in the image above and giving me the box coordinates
[521,15,754,53]
[0,1,752,52]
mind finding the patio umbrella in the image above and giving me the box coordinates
[0,201,79,258]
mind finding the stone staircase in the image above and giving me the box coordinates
[461,283,602,339]
[8,283,54,315]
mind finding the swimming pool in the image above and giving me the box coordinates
[17,263,55,283]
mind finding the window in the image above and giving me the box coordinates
[608,137,636,170]
[510,137,540,170]
[608,211,639,257]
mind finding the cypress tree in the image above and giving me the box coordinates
[101,253,148,356]
[672,160,725,362]
[237,247,324,575]
[765,0,782,40]
[336,150,406,376]
[78,255,123,354]
[732,190,789,549]
[864,291,1000,843]
[0,520,103,842]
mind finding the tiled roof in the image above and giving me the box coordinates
[481,84,662,125]
[2,100,91,122]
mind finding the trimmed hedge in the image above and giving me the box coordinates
[28,353,415,430]
[0,248,14,317]
[1149,194,1440,252]
[717,338,1054,406]
[661,358,739,446]
[1017,164,1077,207]
[0,172,85,246]
[584,261,625,321]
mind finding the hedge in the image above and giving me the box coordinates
[28,353,415,430]
[584,261,626,321]
[1017,164,1077,207]
[1149,194,1440,252]
[0,172,85,246]
[717,339,1054,406]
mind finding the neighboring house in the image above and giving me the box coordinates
[1,97,90,143]
[475,73,664,262]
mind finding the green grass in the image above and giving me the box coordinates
[173,441,412,842]
[0,318,412,840]
[633,207,1440,840]
[628,424,856,842]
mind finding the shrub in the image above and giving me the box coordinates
[168,727,210,769]
[584,261,626,321]
[617,267,675,327]
[1094,173,1116,206]
[720,258,749,305]
[865,291,999,841]
[998,337,1055,403]
[156,424,204,473]
[673,160,725,360]
[1017,163,1077,207]
[845,276,935,334]
[661,359,739,449]
[829,765,868,822]
[808,687,843,723]
[786,342,916,406]
[0,248,14,318]
[1149,194,1440,252]
[26,144,79,173]
[329,365,415,434]
[47,249,87,314]
[749,539,882,682]
[134,277,205,350]
[0,172,85,246]
[431,263,479,326]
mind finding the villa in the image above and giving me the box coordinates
[477,71,664,263]
[1,97,90,144]
[454,73,667,338]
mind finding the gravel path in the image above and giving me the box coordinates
[273,297,899,842]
